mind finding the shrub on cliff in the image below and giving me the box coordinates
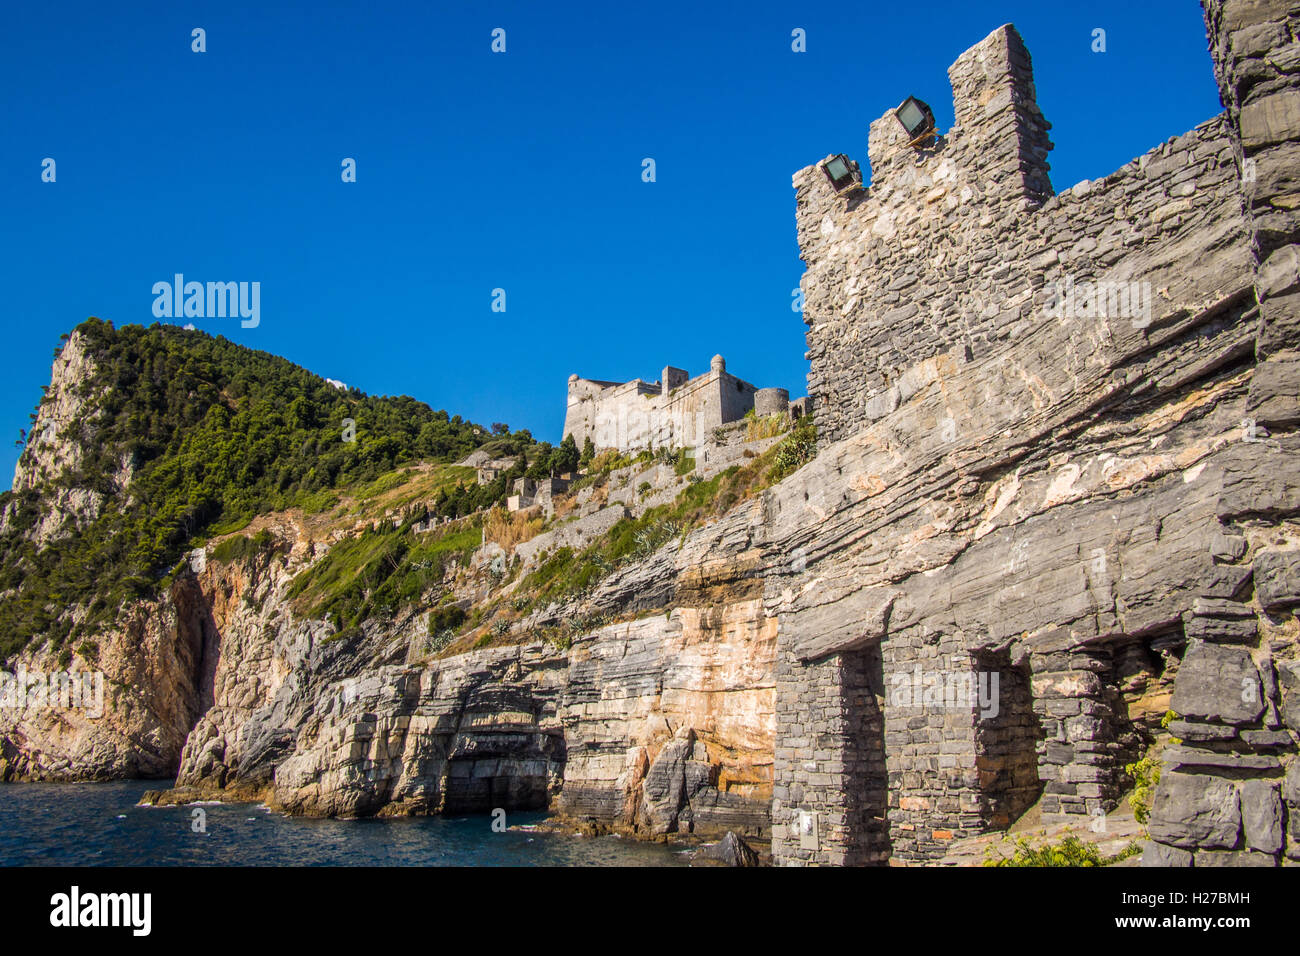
[769,416,817,482]
[209,529,279,564]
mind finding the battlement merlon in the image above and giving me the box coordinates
[797,24,1053,217]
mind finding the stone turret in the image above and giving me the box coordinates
[754,387,790,418]
[795,24,1058,447]
[661,365,689,393]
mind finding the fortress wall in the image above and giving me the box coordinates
[715,371,758,429]
[563,377,657,448]
[564,367,761,453]
[773,11,1295,867]
[796,23,1249,447]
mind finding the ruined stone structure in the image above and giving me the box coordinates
[769,6,1300,865]
[1142,0,1300,867]
[564,356,793,453]
[475,458,516,484]
[508,475,570,516]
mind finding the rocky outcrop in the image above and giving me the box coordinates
[0,573,208,781]
[135,531,775,842]
[0,330,132,547]
[693,831,761,866]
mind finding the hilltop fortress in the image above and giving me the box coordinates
[563,356,808,454]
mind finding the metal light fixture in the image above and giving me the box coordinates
[895,95,936,146]
[820,154,862,195]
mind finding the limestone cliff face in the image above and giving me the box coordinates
[0,333,778,841]
[1,329,132,547]
[0,574,205,781]
[144,531,777,841]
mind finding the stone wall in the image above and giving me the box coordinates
[771,644,888,865]
[562,356,762,453]
[771,10,1296,866]
[512,503,629,567]
[1142,0,1300,868]
[797,24,1243,448]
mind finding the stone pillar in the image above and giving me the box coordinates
[880,638,982,862]
[771,644,889,865]
[946,23,1053,207]
[1202,0,1300,425]
[1141,0,1300,869]
[1030,643,1124,821]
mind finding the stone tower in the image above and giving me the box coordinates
[796,24,1054,446]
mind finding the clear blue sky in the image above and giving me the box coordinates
[0,0,1220,488]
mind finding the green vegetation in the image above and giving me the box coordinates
[1122,710,1177,829]
[515,447,779,611]
[769,415,817,482]
[286,519,481,635]
[1125,754,1161,828]
[210,529,279,564]
[0,318,505,657]
[983,834,1143,867]
[0,319,828,662]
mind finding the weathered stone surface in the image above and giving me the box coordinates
[1245,354,1300,425]
[693,830,760,867]
[1161,746,1279,772]
[0,568,211,782]
[1195,848,1277,866]
[1255,549,1300,611]
[1140,841,1193,866]
[1240,728,1295,747]
[1168,720,1238,742]
[1240,90,1300,149]
[1169,641,1263,725]
[1147,772,1241,849]
[1240,778,1283,853]
[1210,531,1248,562]
[1278,659,1300,732]
[1284,754,1300,806]
[1184,613,1258,643]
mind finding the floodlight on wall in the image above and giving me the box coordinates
[895,95,937,147]
[820,154,862,196]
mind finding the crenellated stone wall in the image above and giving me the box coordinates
[773,8,1297,866]
[562,355,764,454]
[797,24,1244,449]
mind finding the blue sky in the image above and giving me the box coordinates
[1,0,1220,488]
